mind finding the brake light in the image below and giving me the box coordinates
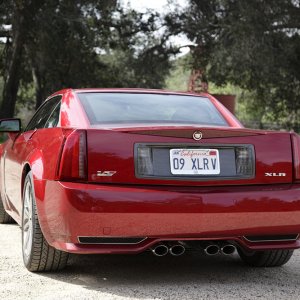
[291,133,300,180]
[58,130,87,181]
[235,146,254,176]
[137,146,154,176]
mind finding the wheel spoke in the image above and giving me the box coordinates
[24,231,31,253]
[24,205,29,218]
[25,188,30,205]
[23,221,29,232]
[22,181,34,260]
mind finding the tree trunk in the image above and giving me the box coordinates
[0,14,26,119]
[34,78,46,110]
[31,63,46,110]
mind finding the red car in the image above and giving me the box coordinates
[0,88,299,272]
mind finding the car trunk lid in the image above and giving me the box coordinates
[86,126,293,186]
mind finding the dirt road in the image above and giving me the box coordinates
[1,223,300,300]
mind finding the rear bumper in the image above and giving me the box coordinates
[35,180,300,254]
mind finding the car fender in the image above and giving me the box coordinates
[22,129,65,246]
[23,147,45,200]
[22,149,52,242]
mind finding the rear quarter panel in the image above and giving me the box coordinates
[28,128,65,205]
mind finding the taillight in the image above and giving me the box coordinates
[291,133,300,181]
[58,130,87,181]
[235,146,254,176]
[137,146,154,176]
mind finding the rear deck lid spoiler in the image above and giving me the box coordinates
[91,126,270,139]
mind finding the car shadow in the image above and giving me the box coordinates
[40,250,300,299]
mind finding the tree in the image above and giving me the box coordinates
[0,1,178,117]
[24,0,117,109]
[0,1,44,118]
[98,8,178,89]
[166,0,300,129]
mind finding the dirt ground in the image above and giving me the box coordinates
[1,223,300,300]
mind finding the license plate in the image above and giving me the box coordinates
[170,149,220,175]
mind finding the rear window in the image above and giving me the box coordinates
[77,93,228,126]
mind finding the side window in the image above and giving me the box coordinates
[25,96,61,132]
[44,102,61,128]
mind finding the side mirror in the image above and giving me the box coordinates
[0,118,21,132]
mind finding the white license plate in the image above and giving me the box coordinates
[170,149,220,175]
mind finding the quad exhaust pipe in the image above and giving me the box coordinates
[151,241,236,257]
[151,244,169,257]
[169,244,185,256]
[203,242,236,256]
[151,243,185,257]
[220,244,236,255]
[203,243,220,255]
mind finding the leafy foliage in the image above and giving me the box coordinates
[165,55,191,91]
[166,0,300,130]
[1,0,300,131]
[0,1,178,118]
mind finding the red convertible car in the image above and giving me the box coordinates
[0,88,300,272]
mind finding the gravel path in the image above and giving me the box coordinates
[1,223,300,300]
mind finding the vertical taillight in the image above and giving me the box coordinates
[291,133,300,181]
[58,130,87,181]
[235,146,254,176]
[137,147,154,176]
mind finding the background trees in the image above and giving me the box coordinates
[0,0,299,130]
[0,0,177,121]
[165,0,300,129]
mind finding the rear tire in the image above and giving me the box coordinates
[0,195,14,224]
[22,171,69,272]
[238,248,294,267]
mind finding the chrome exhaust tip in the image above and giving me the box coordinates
[204,244,220,256]
[151,244,169,257]
[221,244,236,255]
[169,244,185,256]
